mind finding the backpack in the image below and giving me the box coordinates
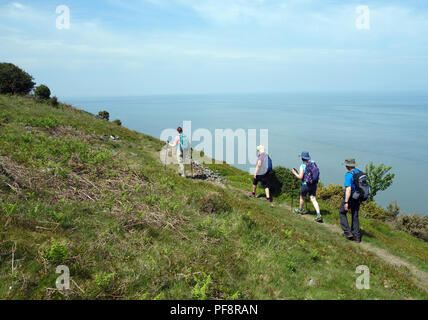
[303,161,320,184]
[179,134,190,153]
[267,156,273,173]
[351,170,370,202]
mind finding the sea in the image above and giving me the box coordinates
[65,92,428,215]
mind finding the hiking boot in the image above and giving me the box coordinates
[248,192,256,198]
[266,198,273,203]
[343,232,354,241]
[315,216,323,223]
[294,208,304,215]
[352,236,362,243]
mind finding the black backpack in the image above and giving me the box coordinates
[351,170,370,202]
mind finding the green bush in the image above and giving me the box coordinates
[34,85,51,100]
[270,166,300,197]
[360,201,388,219]
[50,96,59,107]
[98,111,110,121]
[317,184,344,201]
[43,238,70,264]
[113,119,122,126]
[193,191,232,214]
[395,214,428,242]
[0,63,35,95]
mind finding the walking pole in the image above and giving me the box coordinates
[291,180,294,211]
[190,148,193,178]
[164,142,168,170]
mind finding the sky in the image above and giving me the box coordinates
[0,0,428,97]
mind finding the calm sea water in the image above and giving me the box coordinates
[66,92,428,215]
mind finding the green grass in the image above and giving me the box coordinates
[0,94,427,300]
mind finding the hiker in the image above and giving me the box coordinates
[249,145,273,203]
[167,127,190,177]
[291,151,323,223]
[339,158,363,243]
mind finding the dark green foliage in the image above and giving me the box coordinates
[34,85,51,100]
[269,166,300,197]
[50,96,59,107]
[396,214,428,242]
[113,119,122,126]
[0,63,35,95]
[366,162,395,202]
[98,110,110,121]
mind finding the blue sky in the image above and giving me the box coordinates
[1,0,428,96]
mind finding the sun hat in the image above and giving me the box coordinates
[299,151,311,161]
[257,145,265,154]
[343,158,357,167]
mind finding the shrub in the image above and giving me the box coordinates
[317,184,344,201]
[385,201,400,221]
[98,111,110,121]
[113,119,122,126]
[34,84,51,100]
[197,192,232,214]
[0,63,35,95]
[43,238,70,264]
[50,96,59,107]
[395,214,428,242]
[270,166,300,197]
[360,201,388,219]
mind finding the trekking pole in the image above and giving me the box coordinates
[190,148,193,178]
[291,180,294,211]
[164,142,169,170]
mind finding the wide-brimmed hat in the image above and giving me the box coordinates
[343,158,357,167]
[299,151,311,161]
[257,145,266,154]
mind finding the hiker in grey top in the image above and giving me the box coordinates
[292,151,323,223]
[249,145,272,203]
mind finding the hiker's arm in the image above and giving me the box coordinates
[344,186,352,211]
[292,166,304,180]
[254,160,262,177]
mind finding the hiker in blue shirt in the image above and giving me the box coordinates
[292,151,323,223]
[339,158,362,243]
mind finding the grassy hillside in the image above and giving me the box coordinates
[0,95,427,300]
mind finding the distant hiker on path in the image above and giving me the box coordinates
[339,158,364,243]
[292,151,323,223]
[167,127,190,177]
[249,145,273,203]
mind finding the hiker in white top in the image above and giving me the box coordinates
[168,127,188,177]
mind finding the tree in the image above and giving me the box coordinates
[365,162,395,202]
[34,85,51,100]
[97,111,110,121]
[0,63,35,95]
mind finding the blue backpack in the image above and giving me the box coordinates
[179,134,189,152]
[267,156,273,173]
[304,161,320,184]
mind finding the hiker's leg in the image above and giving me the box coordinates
[265,188,270,199]
[350,201,361,239]
[252,183,257,194]
[299,195,305,210]
[177,152,185,177]
[339,199,351,234]
[310,196,321,216]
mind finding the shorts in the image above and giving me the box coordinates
[253,173,269,189]
[300,183,317,197]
